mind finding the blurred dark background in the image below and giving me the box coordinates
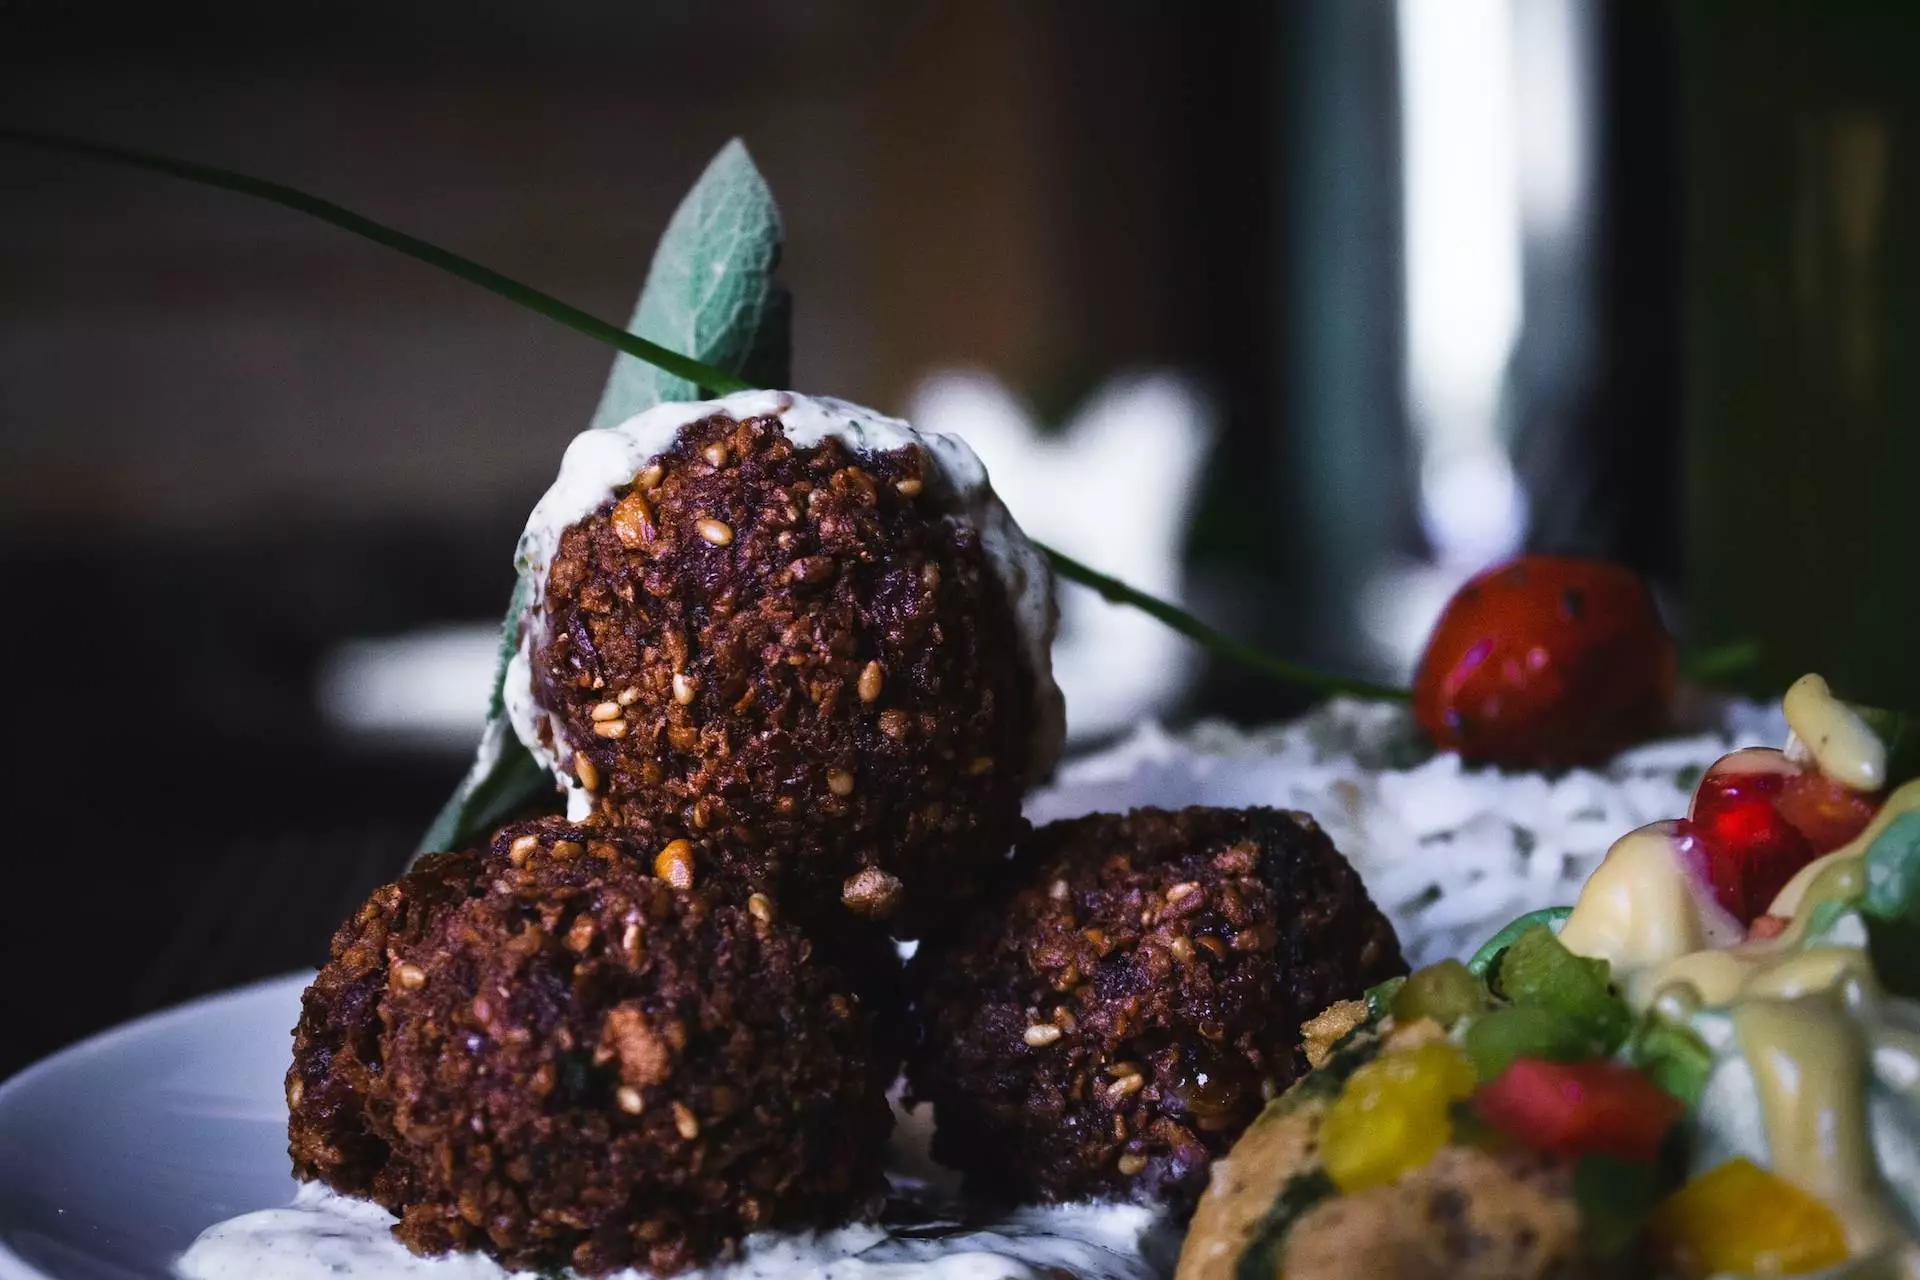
[2,0,1914,1076]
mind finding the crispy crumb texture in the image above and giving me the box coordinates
[530,411,1035,936]
[906,806,1406,1209]
[289,818,894,1277]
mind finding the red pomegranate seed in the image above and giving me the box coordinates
[1689,751,1817,923]
[1773,770,1881,853]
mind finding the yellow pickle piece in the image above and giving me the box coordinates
[1649,1157,1848,1278]
[1319,1040,1475,1192]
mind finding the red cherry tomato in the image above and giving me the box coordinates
[1474,1058,1683,1163]
[1414,556,1676,767]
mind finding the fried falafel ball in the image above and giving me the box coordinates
[503,390,1063,937]
[288,818,895,1278]
[1178,1020,1583,1280]
[288,847,482,1196]
[904,806,1406,1209]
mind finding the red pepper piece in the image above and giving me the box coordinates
[1474,1058,1684,1163]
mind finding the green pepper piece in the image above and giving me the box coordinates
[1626,1017,1713,1110]
[1495,925,1632,1055]
[1573,1154,1664,1262]
[1467,906,1573,976]
[1464,1005,1596,1082]
[1391,959,1488,1029]
[1364,975,1406,1022]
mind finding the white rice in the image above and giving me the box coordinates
[1027,698,1786,967]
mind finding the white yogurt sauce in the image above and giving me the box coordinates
[176,1185,1164,1280]
[502,390,1064,814]
[176,1102,1168,1280]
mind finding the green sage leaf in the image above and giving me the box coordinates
[417,719,552,858]
[416,579,543,856]
[591,138,790,427]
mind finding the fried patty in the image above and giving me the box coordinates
[1180,1033,1587,1280]
[905,806,1406,1208]
[287,847,482,1198]
[527,409,1036,936]
[288,818,894,1277]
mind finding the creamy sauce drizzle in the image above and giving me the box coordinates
[1653,943,1874,1011]
[1640,857,1873,1010]
[1556,820,1742,976]
[1784,673,1887,794]
[502,390,1064,811]
[1733,992,1906,1254]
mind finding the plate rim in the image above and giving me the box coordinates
[0,971,311,1103]
[0,971,313,1280]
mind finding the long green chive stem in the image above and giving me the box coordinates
[1679,639,1762,683]
[5,126,1412,703]
[0,128,752,395]
[1041,545,1410,702]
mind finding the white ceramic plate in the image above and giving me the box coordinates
[0,974,309,1280]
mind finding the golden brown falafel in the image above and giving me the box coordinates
[905,806,1406,1208]
[289,818,895,1277]
[526,408,1040,936]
